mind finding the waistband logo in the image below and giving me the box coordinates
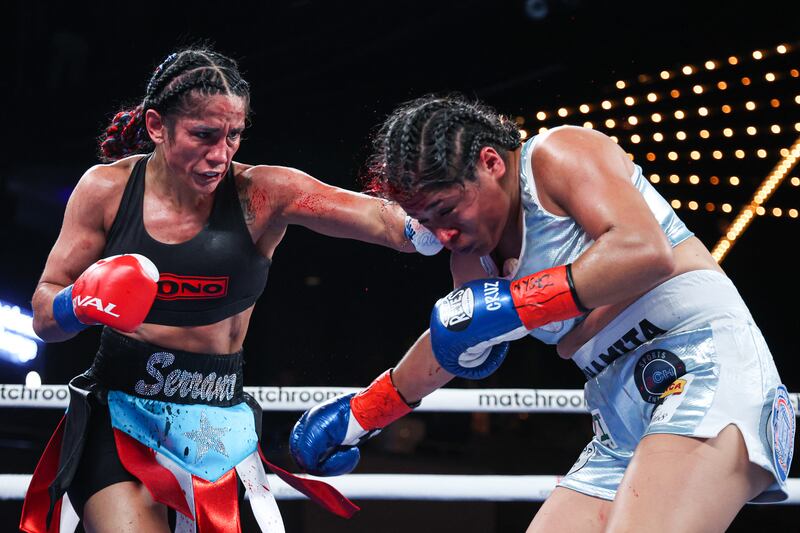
[582,319,666,378]
[157,274,229,300]
[134,351,238,402]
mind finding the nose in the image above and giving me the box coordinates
[434,228,460,247]
[206,138,230,167]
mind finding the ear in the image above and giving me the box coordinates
[478,146,507,180]
[145,109,167,145]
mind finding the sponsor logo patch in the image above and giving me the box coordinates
[659,378,687,399]
[157,274,230,300]
[650,375,694,425]
[634,349,687,404]
[771,385,795,482]
[591,409,617,449]
[437,287,474,332]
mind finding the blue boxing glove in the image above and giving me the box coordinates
[290,370,415,476]
[430,265,588,379]
[290,394,363,477]
[430,279,527,379]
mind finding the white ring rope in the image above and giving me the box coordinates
[2,385,798,504]
[1,384,798,414]
[1,473,799,504]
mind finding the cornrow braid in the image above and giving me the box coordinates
[99,106,150,161]
[145,52,179,96]
[98,48,251,161]
[365,94,521,201]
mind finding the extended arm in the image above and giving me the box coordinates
[248,165,440,254]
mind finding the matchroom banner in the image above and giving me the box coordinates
[1,384,798,415]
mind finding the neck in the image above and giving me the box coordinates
[493,148,523,261]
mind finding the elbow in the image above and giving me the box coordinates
[645,239,677,282]
[32,314,54,343]
[32,307,65,344]
[32,316,44,339]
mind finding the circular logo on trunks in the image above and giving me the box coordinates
[771,385,795,482]
[437,287,475,332]
[634,349,687,404]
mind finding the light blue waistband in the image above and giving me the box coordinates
[107,390,259,482]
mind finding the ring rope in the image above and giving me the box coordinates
[1,474,799,504]
[0,385,798,415]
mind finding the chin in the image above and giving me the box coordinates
[467,243,491,256]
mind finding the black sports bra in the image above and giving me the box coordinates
[103,156,269,326]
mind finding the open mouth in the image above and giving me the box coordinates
[193,171,223,184]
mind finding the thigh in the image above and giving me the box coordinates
[606,425,773,533]
[67,399,138,516]
[83,480,170,533]
[527,487,613,533]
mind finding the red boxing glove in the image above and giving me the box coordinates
[509,264,589,330]
[70,254,159,333]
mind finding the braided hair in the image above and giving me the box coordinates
[366,94,521,201]
[99,49,250,161]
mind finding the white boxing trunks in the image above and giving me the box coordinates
[560,270,795,503]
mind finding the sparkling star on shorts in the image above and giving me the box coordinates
[183,411,231,462]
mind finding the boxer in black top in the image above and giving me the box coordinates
[21,48,440,533]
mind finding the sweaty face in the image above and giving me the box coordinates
[162,94,247,194]
[400,170,509,256]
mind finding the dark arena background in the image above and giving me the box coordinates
[2,1,799,531]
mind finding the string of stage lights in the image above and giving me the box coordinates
[515,41,800,262]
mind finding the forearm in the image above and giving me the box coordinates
[284,177,417,252]
[571,229,675,309]
[392,330,454,404]
[32,282,77,342]
[374,200,416,253]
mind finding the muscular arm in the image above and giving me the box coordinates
[247,165,415,252]
[556,298,637,358]
[32,166,119,341]
[534,126,676,309]
[391,251,489,402]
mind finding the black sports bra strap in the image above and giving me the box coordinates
[105,155,148,245]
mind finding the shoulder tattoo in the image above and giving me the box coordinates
[236,175,270,225]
